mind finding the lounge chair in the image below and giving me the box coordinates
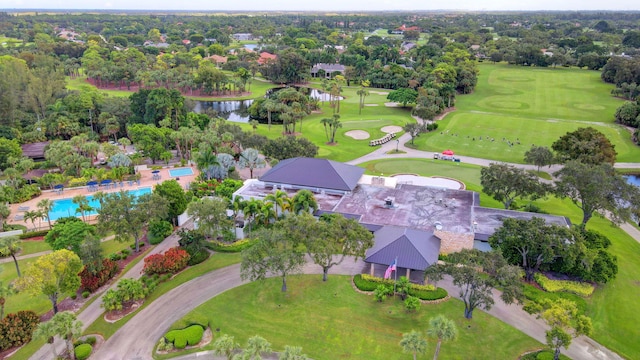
[14,214,24,221]
[18,206,30,212]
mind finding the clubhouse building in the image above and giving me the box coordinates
[233,158,571,281]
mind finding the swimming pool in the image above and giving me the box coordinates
[169,167,194,177]
[48,187,152,221]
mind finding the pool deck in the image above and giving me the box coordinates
[7,166,199,230]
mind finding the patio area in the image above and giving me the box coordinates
[6,166,199,230]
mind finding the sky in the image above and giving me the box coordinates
[1,0,638,11]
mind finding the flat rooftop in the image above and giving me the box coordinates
[473,207,571,240]
[330,183,475,234]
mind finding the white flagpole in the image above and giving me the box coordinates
[393,256,398,293]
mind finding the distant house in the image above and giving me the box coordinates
[21,141,49,161]
[310,63,346,79]
[401,42,416,52]
[182,39,191,45]
[206,55,228,65]
[57,29,80,41]
[232,33,253,41]
[257,52,277,65]
[144,41,170,48]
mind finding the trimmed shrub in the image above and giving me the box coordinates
[165,325,204,350]
[130,243,145,250]
[0,310,40,351]
[143,247,190,275]
[85,336,97,346]
[534,273,594,297]
[187,249,210,266]
[74,343,92,360]
[409,287,448,301]
[405,296,421,311]
[523,284,587,315]
[82,291,90,299]
[206,239,256,253]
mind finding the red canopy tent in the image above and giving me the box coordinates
[442,149,454,156]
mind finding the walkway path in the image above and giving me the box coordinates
[87,258,619,360]
[0,235,116,265]
[30,224,191,360]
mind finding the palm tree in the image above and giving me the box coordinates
[329,114,342,144]
[427,315,458,360]
[24,210,41,231]
[212,334,238,360]
[279,345,309,360]
[264,189,290,217]
[399,330,428,360]
[73,195,93,222]
[320,117,332,143]
[33,319,60,359]
[242,199,263,234]
[291,190,318,214]
[256,202,277,226]
[196,150,220,181]
[243,335,271,360]
[0,236,22,277]
[357,85,370,115]
[37,199,54,229]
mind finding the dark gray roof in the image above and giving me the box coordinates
[259,157,364,192]
[21,141,49,159]
[365,226,441,270]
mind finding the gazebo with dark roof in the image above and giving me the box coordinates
[21,141,49,161]
[259,157,364,195]
[365,226,441,282]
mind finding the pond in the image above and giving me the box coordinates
[625,175,640,187]
[192,87,338,123]
[244,44,258,51]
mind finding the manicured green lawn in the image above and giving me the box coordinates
[159,275,541,360]
[412,63,640,163]
[241,86,414,163]
[19,240,52,255]
[84,252,241,339]
[0,257,51,315]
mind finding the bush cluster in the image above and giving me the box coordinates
[0,311,40,351]
[3,184,41,204]
[519,350,571,360]
[74,343,92,360]
[148,220,174,245]
[80,258,120,292]
[353,275,447,301]
[143,247,190,275]
[534,273,594,297]
[164,325,205,349]
[206,239,256,253]
[523,283,587,315]
[102,278,149,312]
[187,249,210,266]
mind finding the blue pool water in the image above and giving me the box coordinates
[625,175,640,187]
[169,167,194,177]
[48,187,152,221]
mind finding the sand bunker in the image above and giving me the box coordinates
[370,91,389,95]
[364,104,379,106]
[384,102,400,107]
[381,126,402,134]
[345,130,370,140]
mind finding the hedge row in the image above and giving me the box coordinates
[165,325,204,349]
[206,239,256,253]
[534,273,594,297]
[519,350,571,360]
[360,274,436,291]
[19,229,50,239]
[353,275,447,301]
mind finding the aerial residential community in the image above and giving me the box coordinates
[1,4,640,360]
